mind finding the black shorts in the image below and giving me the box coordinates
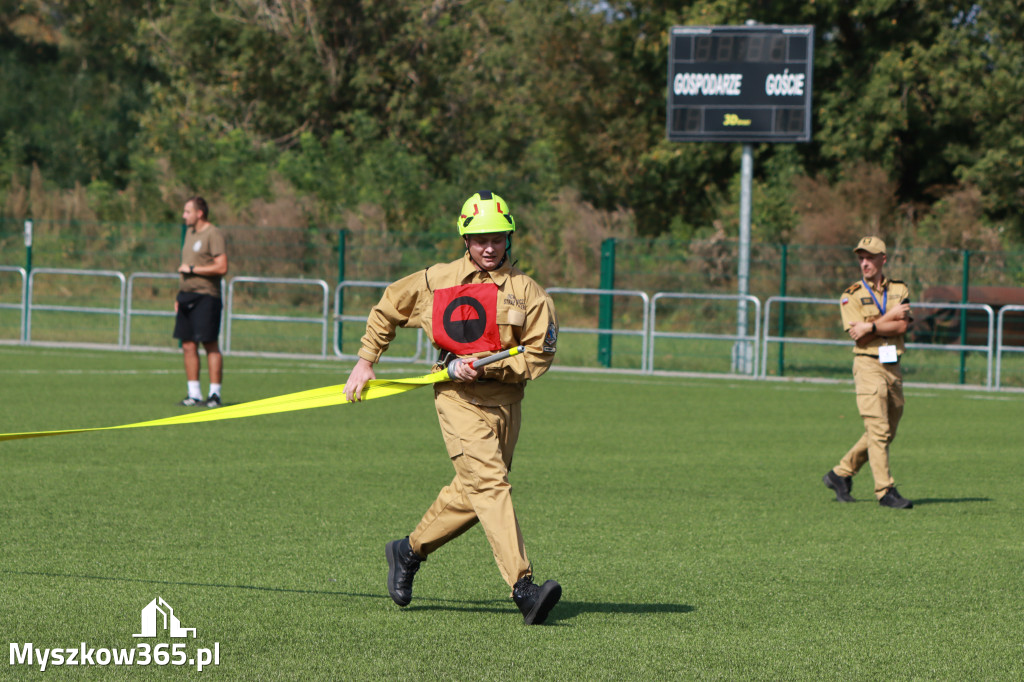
[173,291,223,344]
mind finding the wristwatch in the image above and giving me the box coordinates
[871,322,877,334]
[189,265,195,274]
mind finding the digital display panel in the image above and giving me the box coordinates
[667,25,814,143]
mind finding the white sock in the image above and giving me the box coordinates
[209,383,222,397]
[187,381,202,400]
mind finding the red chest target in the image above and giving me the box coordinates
[431,283,501,354]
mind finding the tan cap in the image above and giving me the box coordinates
[853,236,886,255]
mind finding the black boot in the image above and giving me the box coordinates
[822,470,855,502]
[385,537,424,606]
[512,575,561,625]
[878,487,913,509]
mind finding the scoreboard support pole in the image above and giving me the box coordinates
[732,144,754,374]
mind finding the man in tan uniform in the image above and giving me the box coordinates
[343,191,562,624]
[823,236,913,509]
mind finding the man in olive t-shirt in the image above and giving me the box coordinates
[173,196,228,407]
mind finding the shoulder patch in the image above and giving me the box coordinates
[844,282,862,295]
[543,323,558,353]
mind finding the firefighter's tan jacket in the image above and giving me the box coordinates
[357,253,558,406]
[839,276,912,357]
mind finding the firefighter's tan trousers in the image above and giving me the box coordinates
[835,355,904,498]
[409,391,529,587]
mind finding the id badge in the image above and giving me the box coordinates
[879,344,898,364]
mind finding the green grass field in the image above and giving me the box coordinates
[1,346,1022,680]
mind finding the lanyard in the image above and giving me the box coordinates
[862,279,887,315]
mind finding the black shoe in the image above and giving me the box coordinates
[205,394,221,408]
[512,575,562,625]
[823,470,855,502]
[879,487,913,509]
[178,396,203,406]
[385,537,424,607]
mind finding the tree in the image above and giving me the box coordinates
[2,0,1022,244]
[0,0,155,190]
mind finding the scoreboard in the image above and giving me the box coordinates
[667,25,814,143]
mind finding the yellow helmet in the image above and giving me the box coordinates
[457,191,516,235]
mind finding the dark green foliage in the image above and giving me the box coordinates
[0,4,153,189]
[1,0,1023,242]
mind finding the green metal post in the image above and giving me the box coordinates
[777,243,788,377]
[22,219,32,342]
[959,249,970,384]
[597,238,616,368]
[336,229,347,354]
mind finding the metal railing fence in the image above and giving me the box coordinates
[995,305,1024,390]
[225,277,331,358]
[125,272,179,349]
[650,292,761,377]
[333,281,429,364]
[546,287,651,372]
[761,297,997,387]
[1,263,1022,391]
[904,302,995,390]
[26,268,127,346]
